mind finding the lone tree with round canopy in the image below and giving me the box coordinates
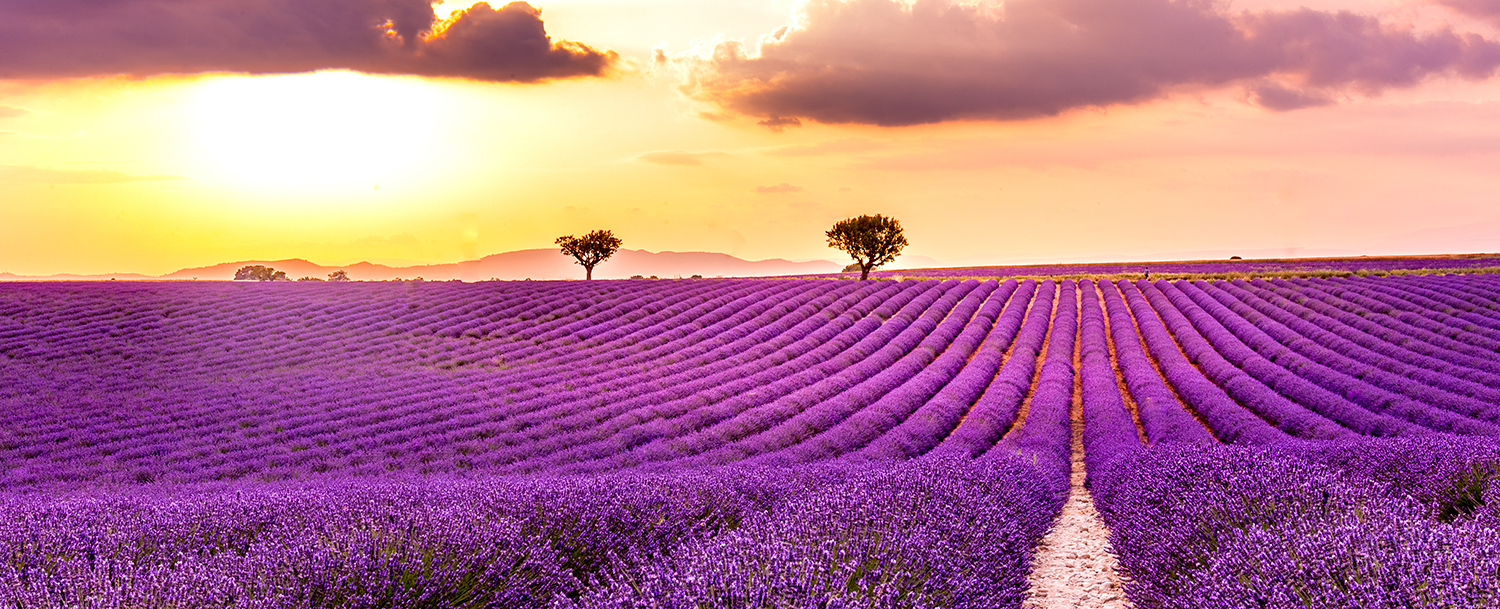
[556,229,622,280]
[826,214,908,281]
[234,265,289,281]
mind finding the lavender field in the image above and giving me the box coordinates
[3,275,1500,607]
[852,253,1500,280]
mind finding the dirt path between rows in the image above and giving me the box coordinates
[1024,340,1134,609]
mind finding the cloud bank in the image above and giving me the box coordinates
[0,0,615,82]
[682,0,1500,126]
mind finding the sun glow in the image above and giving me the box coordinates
[188,71,445,194]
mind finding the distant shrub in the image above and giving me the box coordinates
[233,265,289,281]
[295,276,323,282]
[328,270,351,282]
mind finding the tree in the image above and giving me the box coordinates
[328,270,351,282]
[826,214,908,281]
[556,230,622,280]
[234,265,289,281]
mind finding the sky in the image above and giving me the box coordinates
[3,0,1500,276]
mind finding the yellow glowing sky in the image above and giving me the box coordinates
[2,0,1500,276]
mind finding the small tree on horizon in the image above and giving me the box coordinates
[328,270,351,282]
[826,214,908,281]
[234,265,289,281]
[556,230,622,280]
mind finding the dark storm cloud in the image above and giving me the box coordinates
[0,0,615,82]
[683,0,1500,126]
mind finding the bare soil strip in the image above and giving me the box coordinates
[1023,378,1134,609]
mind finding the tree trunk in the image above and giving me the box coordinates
[859,264,871,281]
[585,265,594,281]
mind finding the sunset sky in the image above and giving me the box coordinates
[3,0,1500,276]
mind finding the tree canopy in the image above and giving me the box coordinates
[826,214,908,281]
[556,230,622,280]
[234,265,289,281]
[328,270,351,282]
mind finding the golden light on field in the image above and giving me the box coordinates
[188,71,445,194]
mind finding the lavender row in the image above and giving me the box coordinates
[933,281,1058,457]
[1258,279,1500,377]
[3,282,929,485]
[1332,277,1500,347]
[1095,280,1215,445]
[1360,275,1500,338]
[1078,279,1146,478]
[856,279,1035,460]
[1144,280,1425,438]
[509,280,969,473]
[1213,280,1500,420]
[652,280,980,469]
[987,279,1079,481]
[0,457,1064,608]
[1181,281,1500,435]
[498,280,960,474]
[1101,280,1291,444]
[1092,436,1500,608]
[751,280,1011,464]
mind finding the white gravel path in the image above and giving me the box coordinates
[1023,426,1134,608]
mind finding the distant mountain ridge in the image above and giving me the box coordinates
[46,249,842,281]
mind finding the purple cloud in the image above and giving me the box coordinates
[757,115,803,132]
[0,1,615,82]
[682,0,1500,126]
[1437,0,1500,25]
[1247,81,1335,111]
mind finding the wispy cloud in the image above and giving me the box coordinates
[0,165,183,184]
[682,0,1500,126]
[761,138,890,157]
[0,1,615,82]
[637,150,730,166]
[0,106,28,119]
[756,182,803,193]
